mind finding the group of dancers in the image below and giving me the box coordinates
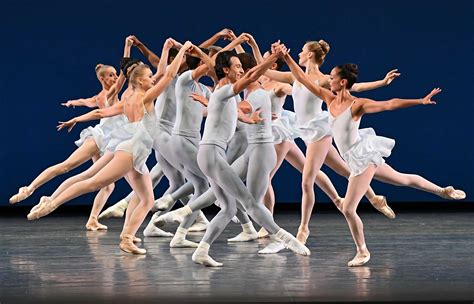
[9,29,466,267]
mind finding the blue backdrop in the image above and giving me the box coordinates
[2,0,473,207]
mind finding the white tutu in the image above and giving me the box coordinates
[272,110,300,144]
[297,111,332,143]
[106,122,154,174]
[341,128,395,176]
[74,116,126,155]
[75,124,104,150]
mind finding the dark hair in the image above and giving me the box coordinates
[168,48,179,64]
[120,58,142,78]
[336,63,359,89]
[275,58,285,71]
[185,47,210,70]
[237,52,256,71]
[214,50,238,80]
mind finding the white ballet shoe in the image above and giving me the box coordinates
[192,250,223,267]
[369,195,396,219]
[153,206,191,228]
[119,234,146,255]
[143,225,174,237]
[98,199,128,219]
[231,216,240,224]
[258,236,286,254]
[188,211,209,232]
[9,186,33,204]
[170,236,199,248]
[276,229,311,256]
[439,186,466,200]
[227,231,258,242]
[153,194,175,212]
[348,251,371,267]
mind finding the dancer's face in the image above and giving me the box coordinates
[225,56,244,82]
[139,68,155,91]
[298,44,311,67]
[329,68,344,92]
[101,67,118,88]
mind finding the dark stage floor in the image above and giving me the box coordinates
[0,209,473,303]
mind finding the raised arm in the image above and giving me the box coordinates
[262,41,294,84]
[143,41,192,105]
[57,101,125,132]
[243,33,264,64]
[227,30,245,54]
[131,35,160,68]
[351,69,400,92]
[353,88,440,118]
[61,96,99,108]
[199,28,233,48]
[189,44,216,80]
[211,34,248,60]
[154,38,174,80]
[282,48,335,104]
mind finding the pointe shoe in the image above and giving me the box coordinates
[119,235,146,255]
[296,227,310,244]
[348,251,371,267]
[153,194,175,212]
[9,186,33,204]
[85,218,108,231]
[257,227,269,238]
[30,196,51,213]
[334,197,344,212]
[120,234,142,243]
[369,195,395,219]
[27,200,57,221]
[439,186,466,200]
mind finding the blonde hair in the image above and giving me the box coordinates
[305,40,330,66]
[95,63,113,79]
[129,63,150,88]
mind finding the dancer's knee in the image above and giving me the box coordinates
[301,178,315,193]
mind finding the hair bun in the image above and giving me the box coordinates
[318,40,330,55]
[346,63,359,75]
[95,64,104,72]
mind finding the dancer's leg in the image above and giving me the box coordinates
[264,142,292,213]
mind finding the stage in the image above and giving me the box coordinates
[1,207,473,303]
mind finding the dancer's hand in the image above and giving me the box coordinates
[182,41,193,51]
[422,88,441,105]
[383,69,401,85]
[130,35,143,47]
[125,36,134,47]
[163,38,174,50]
[273,44,286,58]
[243,33,257,46]
[189,92,209,107]
[271,40,282,54]
[186,44,202,57]
[61,101,74,108]
[218,28,234,40]
[57,119,77,132]
[249,110,264,124]
[227,30,238,41]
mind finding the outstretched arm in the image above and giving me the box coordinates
[282,48,335,104]
[243,33,264,64]
[130,35,160,68]
[353,88,440,118]
[57,101,125,132]
[143,41,192,105]
[199,28,233,48]
[351,69,400,92]
[61,96,99,108]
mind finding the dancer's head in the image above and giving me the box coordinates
[129,63,154,90]
[237,53,257,73]
[214,50,243,82]
[330,63,358,91]
[186,47,210,70]
[298,40,330,67]
[95,64,118,88]
[263,51,285,71]
[208,45,222,57]
[168,48,179,64]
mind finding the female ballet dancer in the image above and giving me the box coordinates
[264,39,399,243]
[283,53,466,266]
[28,42,193,255]
[9,62,124,205]
[160,48,310,267]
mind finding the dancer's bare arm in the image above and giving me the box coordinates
[130,35,160,68]
[199,28,233,48]
[351,69,400,92]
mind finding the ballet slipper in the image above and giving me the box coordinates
[30,196,51,213]
[153,206,192,228]
[296,227,310,244]
[227,231,258,242]
[276,229,311,256]
[170,237,199,248]
[9,186,33,204]
[98,199,128,219]
[438,186,466,200]
[120,234,142,243]
[369,195,395,219]
[192,249,223,267]
[188,211,209,232]
[348,250,371,267]
[153,194,175,212]
[143,225,174,237]
[119,234,146,255]
[258,236,286,254]
[85,217,108,231]
[27,200,57,221]
[257,227,269,238]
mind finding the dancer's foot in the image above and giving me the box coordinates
[296,226,310,244]
[98,199,128,220]
[188,211,209,232]
[258,236,285,254]
[334,197,344,212]
[143,224,173,237]
[153,206,192,228]
[438,186,466,200]
[192,242,223,267]
[348,248,371,267]
[120,234,142,243]
[276,229,311,256]
[369,195,395,219]
[153,194,175,212]
[85,217,108,231]
[257,227,269,239]
[27,200,57,220]
[9,186,33,204]
[30,196,51,213]
[227,231,258,242]
[119,234,146,255]
[169,227,198,248]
